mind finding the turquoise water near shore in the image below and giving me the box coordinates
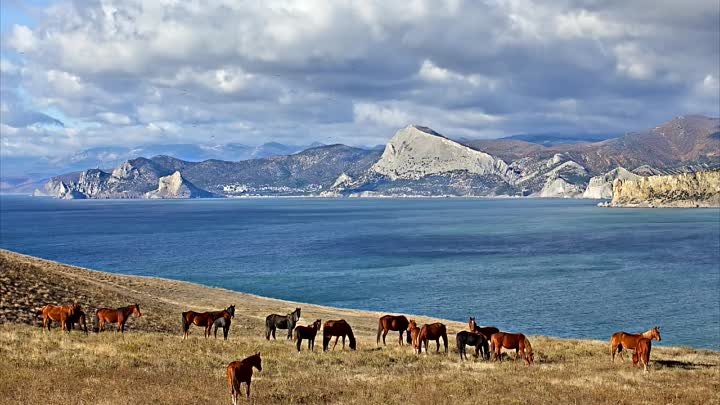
[1,195,718,349]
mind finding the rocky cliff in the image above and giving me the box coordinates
[611,171,720,207]
[582,167,640,199]
[144,171,217,199]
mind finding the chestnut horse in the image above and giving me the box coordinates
[377,314,411,346]
[322,319,356,351]
[468,317,500,339]
[490,332,534,366]
[37,303,81,332]
[407,320,422,354]
[610,326,661,362]
[418,322,448,354]
[95,304,142,333]
[294,319,322,352]
[227,352,262,404]
[632,338,652,373]
[181,305,234,339]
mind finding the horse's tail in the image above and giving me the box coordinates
[293,327,299,342]
[181,312,189,333]
[265,316,272,340]
[93,310,100,333]
[376,318,383,345]
[226,364,240,397]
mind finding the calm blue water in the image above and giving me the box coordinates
[1,195,718,349]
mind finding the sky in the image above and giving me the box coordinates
[0,0,718,158]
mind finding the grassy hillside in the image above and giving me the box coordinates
[1,249,718,404]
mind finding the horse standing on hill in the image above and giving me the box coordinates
[265,308,301,340]
[377,315,411,346]
[407,320,422,354]
[37,303,81,332]
[67,308,88,334]
[456,330,490,360]
[226,352,262,404]
[490,332,534,366]
[610,326,661,362]
[418,322,448,354]
[294,319,322,352]
[95,304,142,333]
[322,319,356,351]
[468,317,499,339]
[632,337,652,373]
[213,307,235,340]
[181,305,234,339]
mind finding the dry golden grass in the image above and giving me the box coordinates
[1,249,718,405]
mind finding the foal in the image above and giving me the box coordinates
[294,319,322,352]
[227,352,262,404]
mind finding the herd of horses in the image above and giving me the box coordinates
[33,302,662,402]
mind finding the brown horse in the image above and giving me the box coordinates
[490,332,534,366]
[294,319,322,352]
[417,322,448,354]
[322,319,356,351]
[95,304,142,333]
[632,337,652,373]
[407,320,422,354]
[181,305,235,339]
[67,309,88,334]
[227,352,262,404]
[37,303,81,332]
[610,326,661,362]
[377,314,411,346]
[468,317,500,339]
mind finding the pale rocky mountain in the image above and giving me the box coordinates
[611,170,720,207]
[582,167,640,199]
[145,171,216,199]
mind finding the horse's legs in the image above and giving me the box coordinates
[332,336,339,351]
[342,335,346,349]
[246,381,251,398]
[271,328,276,340]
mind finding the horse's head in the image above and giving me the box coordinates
[407,319,417,331]
[313,319,322,330]
[468,317,476,331]
[295,307,301,320]
[227,305,236,318]
[71,303,81,314]
[132,304,142,317]
[525,351,534,366]
[651,326,661,341]
[252,352,262,371]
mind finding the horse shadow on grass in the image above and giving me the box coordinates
[654,359,718,370]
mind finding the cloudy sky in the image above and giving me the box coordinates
[1,0,718,158]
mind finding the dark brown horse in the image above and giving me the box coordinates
[294,319,321,352]
[456,330,490,360]
[407,320,422,354]
[610,326,661,362]
[95,304,142,333]
[67,308,88,334]
[377,314,411,346]
[181,305,234,339]
[36,303,81,332]
[632,337,652,373]
[227,352,262,404]
[490,332,534,366]
[418,322,448,354]
[265,307,301,340]
[322,319,356,351]
[468,317,499,339]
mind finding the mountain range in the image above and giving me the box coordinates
[23,115,720,199]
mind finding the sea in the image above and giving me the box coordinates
[1,195,718,349]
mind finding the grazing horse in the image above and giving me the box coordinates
[490,332,534,366]
[37,303,81,332]
[610,326,661,362]
[377,314,411,346]
[294,319,322,352]
[67,309,88,334]
[265,308,301,340]
[322,319,356,351]
[213,306,236,340]
[407,320,422,354]
[95,304,142,333]
[468,317,500,339]
[456,330,490,360]
[418,322,448,354]
[226,352,262,404]
[181,305,234,339]
[632,338,652,373]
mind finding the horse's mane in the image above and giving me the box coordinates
[524,336,533,354]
